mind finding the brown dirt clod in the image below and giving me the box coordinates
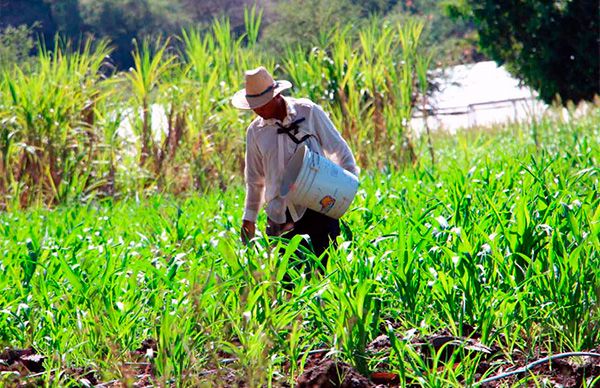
[297,359,376,388]
[0,347,45,373]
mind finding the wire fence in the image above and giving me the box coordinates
[412,96,545,132]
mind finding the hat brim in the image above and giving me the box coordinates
[231,80,292,110]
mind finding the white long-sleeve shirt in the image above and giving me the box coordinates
[243,97,359,224]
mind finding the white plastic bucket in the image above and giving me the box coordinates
[281,145,359,219]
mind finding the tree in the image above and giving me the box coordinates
[260,0,362,54]
[78,0,190,69]
[351,0,399,15]
[0,25,37,71]
[0,0,56,47]
[180,0,265,34]
[46,0,83,38]
[446,0,599,104]
[385,0,482,66]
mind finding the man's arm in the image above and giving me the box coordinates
[241,128,265,243]
[312,105,360,176]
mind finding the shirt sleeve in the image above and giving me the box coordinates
[312,105,360,177]
[243,128,265,222]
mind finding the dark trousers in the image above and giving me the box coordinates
[267,208,341,268]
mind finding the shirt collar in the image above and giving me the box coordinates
[255,96,297,129]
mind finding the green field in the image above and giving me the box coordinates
[1,108,599,386]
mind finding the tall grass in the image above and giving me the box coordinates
[0,39,111,209]
[0,11,429,209]
[0,110,598,386]
[1,7,599,387]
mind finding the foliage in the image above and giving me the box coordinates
[260,0,411,54]
[45,0,83,37]
[0,0,480,68]
[445,0,600,104]
[283,18,427,168]
[0,0,191,69]
[78,0,190,69]
[0,15,428,209]
[352,0,399,15]
[259,0,363,54]
[180,0,259,31]
[0,39,112,208]
[0,0,56,40]
[404,0,482,66]
[0,24,37,71]
[0,111,598,385]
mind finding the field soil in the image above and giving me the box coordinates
[2,326,598,387]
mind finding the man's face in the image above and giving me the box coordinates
[252,95,281,119]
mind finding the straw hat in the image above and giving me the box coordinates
[231,67,292,110]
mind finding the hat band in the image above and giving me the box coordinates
[246,82,278,98]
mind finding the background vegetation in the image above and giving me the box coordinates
[1,2,599,386]
[1,11,436,209]
[1,0,596,110]
[0,1,598,208]
[445,0,600,104]
[1,107,598,386]
[0,0,476,70]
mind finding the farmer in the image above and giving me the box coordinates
[232,66,359,262]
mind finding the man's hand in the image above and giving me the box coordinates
[241,220,256,244]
